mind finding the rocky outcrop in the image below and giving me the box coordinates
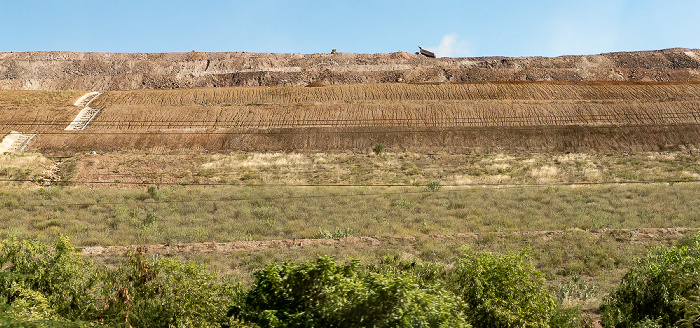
[1,48,699,91]
[0,49,700,91]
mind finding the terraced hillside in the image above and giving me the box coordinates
[12,82,700,153]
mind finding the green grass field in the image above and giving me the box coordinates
[2,181,698,246]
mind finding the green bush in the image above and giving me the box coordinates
[0,237,239,327]
[99,248,237,328]
[451,247,557,328]
[600,232,700,328]
[373,143,385,155]
[426,180,442,191]
[548,306,593,328]
[0,303,91,328]
[229,256,470,328]
[0,236,98,322]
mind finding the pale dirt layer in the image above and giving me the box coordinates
[80,227,698,256]
[1,48,700,91]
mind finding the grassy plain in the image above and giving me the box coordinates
[2,179,698,246]
[3,86,700,316]
[3,149,697,313]
[2,149,699,246]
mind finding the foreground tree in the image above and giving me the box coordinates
[1,237,238,327]
[451,247,558,328]
[601,232,700,328]
[0,236,98,323]
[98,247,238,328]
[229,256,470,328]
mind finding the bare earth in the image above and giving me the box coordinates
[1,48,699,91]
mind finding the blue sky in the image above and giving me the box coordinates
[2,0,699,57]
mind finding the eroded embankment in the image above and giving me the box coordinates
[24,82,700,153]
[1,48,700,91]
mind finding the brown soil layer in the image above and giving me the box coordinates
[19,82,700,153]
[29,125,700,154]
[2,48,700,91]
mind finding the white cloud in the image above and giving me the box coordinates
[428,33,471,58]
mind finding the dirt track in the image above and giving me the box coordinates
[81,227,698,257]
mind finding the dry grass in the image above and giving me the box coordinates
[0,90,87,133]
[0,153,53,187]
[6,149,700,189]
[60,150,700,187]
[0,90,85,107]
[90,83,700,107]
[1,182,699,247]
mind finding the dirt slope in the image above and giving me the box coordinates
[1,48,700,91]
[18,82,697,153]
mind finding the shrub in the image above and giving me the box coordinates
[553,275,599,306]
[98,247,237,328]
[229,256,470,328]
[600,232,700,328]
[373,143,385,155]
[426,180,443,191]
[147,185,160,200]
[548,306,594,328]
[0,236,98,322]
[315,227,353,239]
[451,247,557,328]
